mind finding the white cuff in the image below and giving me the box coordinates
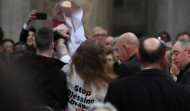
[60,55,71,63]
[52,27,57,32]
[23,23,29,30]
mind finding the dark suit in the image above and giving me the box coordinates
[105,69,190,111]
[18,54,68,110]
[19,28,29,43]
[115,54,141,78]
[177,63,190,88]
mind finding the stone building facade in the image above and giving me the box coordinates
[0,0,190,41]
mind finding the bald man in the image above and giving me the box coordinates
[105,38,190,111]
[114,32,140,78]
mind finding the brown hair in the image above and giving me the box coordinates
[69,39,117,90]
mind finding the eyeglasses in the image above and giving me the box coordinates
[171,49,188,58]
[93,34,106,37]
[105,42,110,45]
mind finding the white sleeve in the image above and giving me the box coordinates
[65,6,86,55]
[60,55,71,64]
[23,23,29,30]
[60,55,71,75]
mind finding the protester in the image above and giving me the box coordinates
[87,102,117,111]
[56,38,117,111]
[52,0,86,55]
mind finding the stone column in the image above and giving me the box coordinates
[145,0,190,41]
[0,0,56,42]
[1,0,31,41]
[172,0,190,41]
[0,0,1,26]
[112,0,146,37]
[145,0,174,38]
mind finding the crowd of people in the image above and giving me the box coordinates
[1,0,190,111]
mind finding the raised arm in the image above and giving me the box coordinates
[19,10,37,42]
[56,38,69,59]
[56,38,71,73]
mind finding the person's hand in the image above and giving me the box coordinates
[56,24,70,38]
[26,10,37,25]
[61,0,72,18]
[171,62,180,76]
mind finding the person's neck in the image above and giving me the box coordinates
[129,50,138,59]
[141,64,162,70]
[36,49,52,58]
[123,52,137,62]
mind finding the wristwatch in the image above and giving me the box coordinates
[52,27,57,32]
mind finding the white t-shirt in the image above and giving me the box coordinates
[61,56,108,111]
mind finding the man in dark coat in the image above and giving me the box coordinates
[114,32,140,78]
[172,39,190,87]
[105,38,190,111]
[18,28,68,111]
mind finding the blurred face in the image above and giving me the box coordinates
[171,60,180,76]
[106,53,115,67]
[14,45,27,58]
[113,45,121,64]
[161,35,170,43]
[27,31,35,46]
[3,41,14,53]
[172,41,189,70]
[114,40,126,62]
[105,36,114,50]
[93,29,106,47]
[178,34,190,40]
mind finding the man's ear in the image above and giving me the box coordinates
[123,44,128,54]
[160,56,166,67]
[137,52,141,64]
[51,42,54,49]
[187,48,190,57]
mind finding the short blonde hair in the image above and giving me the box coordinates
[93,27,108,36]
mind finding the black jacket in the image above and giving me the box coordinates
[17,54,68,110]
[19,28,36,53]
[105,69,190,111]
[115,54,141,78]
[177,63,190,88]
